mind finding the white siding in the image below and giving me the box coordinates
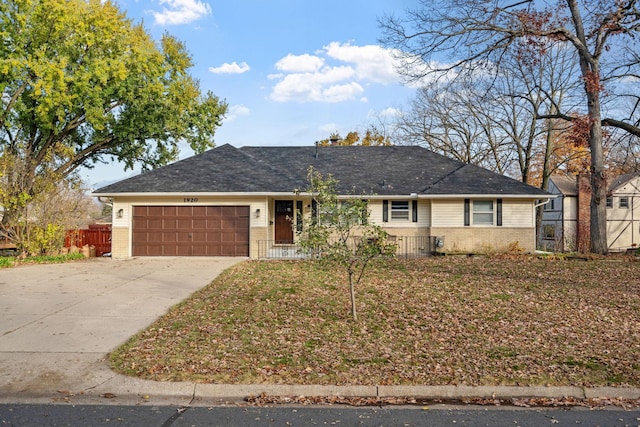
[368,200,384,224]
[607,178,640,250]
[432,200,464,227]
[502,200,534,228]
[564,197,577,221]
[112,202,130,227]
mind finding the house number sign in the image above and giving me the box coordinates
[184,198,199,202]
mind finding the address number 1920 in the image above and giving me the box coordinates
[184,198,199,202]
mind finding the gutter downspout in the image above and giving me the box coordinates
[534,198,552,250]
[534,198,552,209]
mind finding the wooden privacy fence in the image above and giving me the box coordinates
[65,224,111,256]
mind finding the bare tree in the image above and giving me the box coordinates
[381,0,640,254]
[395,81,513,174]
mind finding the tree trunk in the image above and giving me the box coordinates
[587,92,607,254]
[348,273,357,322]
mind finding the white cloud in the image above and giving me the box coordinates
[209,61,251,74]
[379,107,401,118]
[152,0,211,25]
[323,42,401,84]
[275,54,325,73]
[225,104,250,122]
[270,66,361,103]
[269,42,404,103]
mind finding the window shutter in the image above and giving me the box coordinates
[412,200,418,222]
[497,199,503,226]
[383,200,388,222]
[464,199,470,226]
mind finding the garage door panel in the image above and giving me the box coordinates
[191,232,206,242]
[177,206,193,216]
[176,233,190,242]
[176,219,192,229]
[160,233,175,243]
[191,206,207,216]
[145,206,164,216]
[142,219,161,229]
[132,205,249,257]
[207,220,222,230]
[192,219,207,229]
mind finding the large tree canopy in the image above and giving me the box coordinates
[0,0,227,225]
[381,0,640,254]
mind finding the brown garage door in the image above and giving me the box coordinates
[132,206,249,256]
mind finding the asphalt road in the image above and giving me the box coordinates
[1,403,640,426]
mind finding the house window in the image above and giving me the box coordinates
[544,199,555,210]
[472,200,494,225]
[606,197,613,208]
[543,224,555,240]
[340,200,368,225]
[620,197,629,209]
[391,201,409,220]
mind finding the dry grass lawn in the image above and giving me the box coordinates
[109,256,640,387]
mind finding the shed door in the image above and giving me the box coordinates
[132,206,249,256]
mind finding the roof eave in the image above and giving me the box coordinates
[93,191,554,199]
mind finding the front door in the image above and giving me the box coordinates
[274,200,294,244]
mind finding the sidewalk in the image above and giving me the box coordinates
[1,258,638,407]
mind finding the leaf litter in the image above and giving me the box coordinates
[109,256,640,392]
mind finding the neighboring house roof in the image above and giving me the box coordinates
[550,175,578,196]
[550,173,640,196]
[609,174,638,192]
[93,144,550,198]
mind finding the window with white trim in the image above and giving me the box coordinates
[391,201,409,220]
[472,200,494,225]
[606,197,613,208]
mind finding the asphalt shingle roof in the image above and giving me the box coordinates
[550,174,640,195]
[93,144,550,197]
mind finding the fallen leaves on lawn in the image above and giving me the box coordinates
[109,257,640,387]
[244,392,640,409]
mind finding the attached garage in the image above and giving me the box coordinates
[132,206,249,256]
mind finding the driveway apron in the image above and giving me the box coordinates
[0,257,242,399]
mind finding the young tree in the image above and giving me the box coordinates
[296,168,396,322]
[381,0,640,254]
[0,0,227,227]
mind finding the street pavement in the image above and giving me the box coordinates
[0,257,638,408]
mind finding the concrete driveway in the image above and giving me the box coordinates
[0,257,242,402]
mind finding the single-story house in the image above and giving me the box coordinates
[92,144,551,258]
[540,174,640,252]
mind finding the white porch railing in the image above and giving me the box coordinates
[256,236,438,259]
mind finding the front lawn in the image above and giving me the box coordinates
[109,256,640,387]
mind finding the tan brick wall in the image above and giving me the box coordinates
[430,227,535,253]
[111,227,130,259]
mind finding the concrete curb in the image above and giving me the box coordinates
[4,378,640,407]
[77,375,640,406]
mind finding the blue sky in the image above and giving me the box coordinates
[85,0,418,188]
